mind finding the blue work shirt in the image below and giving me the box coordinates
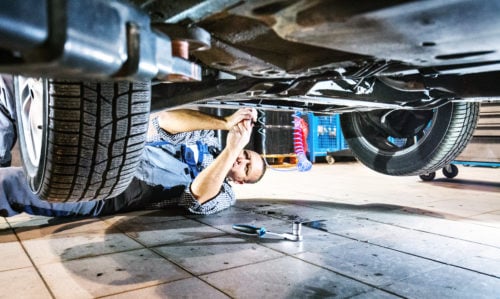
[134,115,236,214]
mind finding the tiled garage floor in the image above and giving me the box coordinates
[1,162,499,298]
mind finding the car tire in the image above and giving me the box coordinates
[15,78,150,202]
[340,102,479,176]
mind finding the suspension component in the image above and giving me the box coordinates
[0,0,205,82]
[153,24,211,82]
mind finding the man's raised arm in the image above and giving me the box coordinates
[190,118,254,203]
[157,108,256,134]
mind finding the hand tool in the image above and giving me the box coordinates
[232,221,303,241]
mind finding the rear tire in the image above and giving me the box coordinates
[15,78,150,202]
[340,102,479,176]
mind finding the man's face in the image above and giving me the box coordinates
[227,150,264,184]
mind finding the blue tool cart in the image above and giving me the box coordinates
[419,161,500,181]
[306,113,349,163]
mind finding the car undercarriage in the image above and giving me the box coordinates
[1,0,499,202]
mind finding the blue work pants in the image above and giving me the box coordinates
[0,167,102,217]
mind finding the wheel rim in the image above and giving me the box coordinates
[354,109,436,155]
[18,77,45,167]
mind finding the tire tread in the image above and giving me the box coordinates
[40,81,150,202]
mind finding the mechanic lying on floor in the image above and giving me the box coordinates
[0,75,266,217]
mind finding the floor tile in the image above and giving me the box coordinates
[317,216,395,242]
[7,216,56,231]
[368,226,500,277]
[202,256,376,298]
[239,200,360,224]
[38,248,191,298]
[350,289,401,299]
[102,277,229,298]
[421,196,500,218]
[354,208,500,247]
[14,218,116,240]
[22,231,144,266]
[5,213,51,224]
[384,265,500,298]
[154,235,283,275]
[467,212,500,229]
[234,199,310,213]
[295,240,442,287]
[0,267,52,299]
[115,218,225,247]
[454,246,500,278]
[0,240,33,271]
[101,209,187,227]
[0,225,17,243]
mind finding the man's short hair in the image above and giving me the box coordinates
[249,156,267,184]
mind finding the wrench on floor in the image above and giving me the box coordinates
[232,221,303,241]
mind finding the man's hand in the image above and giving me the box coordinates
[226,116,254,152]
[224,108,257,131]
